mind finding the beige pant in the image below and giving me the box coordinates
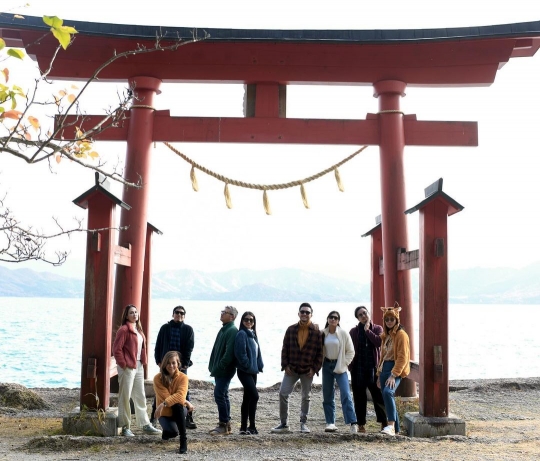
[117,361,150,429]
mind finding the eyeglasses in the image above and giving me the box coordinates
[243,318,254,323]
[358,311,368,317]
[299,310,312,315]
[384,317,396,322]
[221,310,233,315]
[174,311,185,315]
[328,316,339,320]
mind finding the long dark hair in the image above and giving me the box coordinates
[160,351,182,387]
[120,304,144,333]
[324,310,341,329]
[239,311,257,337]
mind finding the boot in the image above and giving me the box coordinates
[179,436,187,454]
[209,422,228,436]
[186,411,197,429]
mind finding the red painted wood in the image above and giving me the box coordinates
[374,80,415,397]
[419,199,450,417]
[113,77,161,329]
[15,29,519,85]
[140,225,154,380]
[254,83,281,118]
[370,226,385,326]
[80,192,116,410]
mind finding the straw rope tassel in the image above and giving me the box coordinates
[224,183,233,209]
[263,189,272,215]
[300,183,310,209]
[334,168,344,192]
[190,166,199,191]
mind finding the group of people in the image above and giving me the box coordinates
[112,300,410,455]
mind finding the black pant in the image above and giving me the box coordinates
[237,369,259,430]
[351,370,387,426]
[159,403,187,440]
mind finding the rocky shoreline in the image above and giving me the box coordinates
[1,377,540,460]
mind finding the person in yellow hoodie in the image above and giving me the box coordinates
[154,351,195,454]
[377,303,410,437]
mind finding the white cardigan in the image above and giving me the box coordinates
[322,326,355,374]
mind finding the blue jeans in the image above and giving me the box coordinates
[379,361,402,433]
[214,374,235,423]
[322,360,357,425]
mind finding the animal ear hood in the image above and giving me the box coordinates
[381,301,402,322]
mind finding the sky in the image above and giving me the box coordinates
[1,0,540,283]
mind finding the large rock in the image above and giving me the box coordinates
[0,383,50,410]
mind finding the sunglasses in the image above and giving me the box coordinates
[174,311,185,315]
[243,318,254,323]
[299,310,312,315]
[328,316,339,320]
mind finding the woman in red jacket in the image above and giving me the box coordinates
[113,304,161,437]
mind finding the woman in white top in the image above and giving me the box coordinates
[321,310,358,432]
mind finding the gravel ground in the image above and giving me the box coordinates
[1,377,539,460]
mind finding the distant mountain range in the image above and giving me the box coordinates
[1,263,540,303]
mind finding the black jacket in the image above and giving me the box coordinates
[154,321,195,368]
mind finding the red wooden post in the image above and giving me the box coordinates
[140,223,163,379]
[113,76,162,329]
[362,216,385,324]
[374,80,415,397]
[73,174,130,410]
[405,179,464,417]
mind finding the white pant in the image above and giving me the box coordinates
[117,361,150,429]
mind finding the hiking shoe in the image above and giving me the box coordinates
[300,423,310,433]
[247,427,258,435]
[357,425,366,433]
[325,423,338,432]
[271,423,290,433]
[209,422,229,436]
[350,424,358,433]
[121,426,135,437]
[143,424,162,435]
[381,425,396,436]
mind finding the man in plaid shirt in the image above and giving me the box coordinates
[271,302,323,434]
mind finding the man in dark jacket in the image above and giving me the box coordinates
[271,302,323,434]
[153,305,196,429]
[208,305,238,436]
[349,305,387,432]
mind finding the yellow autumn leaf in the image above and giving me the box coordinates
[55,154,62,164]
[58,90,66,97]
[88,151,99,159]
[51,28,71,50]
[2,68,9,83]
[43,16,63,28]
[3,110,23,120]
[0,39,5,50]
[24,131,31,141]
[7,48,25,60]
[67,94,76,103]
[71,84,79,90]
[75,128,84,139]
[27,116,40,130]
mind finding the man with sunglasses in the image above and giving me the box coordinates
[153,306,196,429]
[271,302,323,434]
[348,306,387,433]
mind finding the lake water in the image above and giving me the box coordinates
[1,298,539,389]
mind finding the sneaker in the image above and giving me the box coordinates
[350,424,358,433]
[209,422,229,436]
[300,423,310,433]
[381,425,396,436]
[143,424,162,435]
[239,429,249,435]
[247,427,258,435]
[325,423,338,432]
[357,425,366,433]
[271,423,290,433]
[121,426,135,437]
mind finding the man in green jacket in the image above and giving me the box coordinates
[208,305,238,435]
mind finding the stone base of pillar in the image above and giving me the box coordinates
[62,407,118,436]
[404,412,466,438]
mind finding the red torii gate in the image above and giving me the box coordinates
[2,16,540,436]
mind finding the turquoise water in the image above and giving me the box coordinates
[1,298,539,388]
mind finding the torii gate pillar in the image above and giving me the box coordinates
[374,80,415,397]
[113,76,161,329]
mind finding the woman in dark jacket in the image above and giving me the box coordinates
[234,311,264,434]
